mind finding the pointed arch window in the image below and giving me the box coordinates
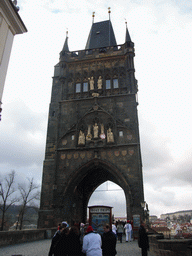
[113,78,119,88]
[83,82,88,92]
[76,83,81,93]
[106,79,111,89]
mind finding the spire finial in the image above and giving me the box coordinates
[92,12,95,23]
[108,7,111,20]
[66,28,68,38]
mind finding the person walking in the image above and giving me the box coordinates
[116,221,124,243]
[124,220,132,242]
[48,222,69,256]
[82,226,102,256]
[138,221,149,256]
[102,224,117,256]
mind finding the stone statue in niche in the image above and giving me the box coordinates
[100,124,106,139]
[86,125,92,141]
[78,130,85,145]
[93,123,99,138]
[107,128,114,143]
[88,77,94,90]
[97,76,102,89]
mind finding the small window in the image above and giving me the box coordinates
[76,83,81,93]
[72,135,75,140]
[113,78,118,88]
[119,131,123,137]
[83,82,88,92]
[106,80,111,89]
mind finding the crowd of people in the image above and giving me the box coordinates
[48,220,149,256]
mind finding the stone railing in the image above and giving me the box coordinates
[149,234,192,256]
[0,228,57,247]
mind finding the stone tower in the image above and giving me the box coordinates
[38,16,144,228]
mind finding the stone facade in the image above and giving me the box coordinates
[38,20,144,228]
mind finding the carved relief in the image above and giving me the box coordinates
[78,130,85,145]
[97,76,102,89]
[107,128,114,143]
[88,77,94,90]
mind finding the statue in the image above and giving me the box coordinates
[100,124,106,139]
[86,125,92,141]
[107,128,114,143]
[78,130,85,145]
[93,123,99,138]
[88,77,94,90]
[97,76,102,89]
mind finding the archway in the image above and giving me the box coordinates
[88,181,126,220]
[57,159,133,225]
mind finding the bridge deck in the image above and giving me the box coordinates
[0,236,155,256]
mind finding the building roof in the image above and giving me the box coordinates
[85,20,117,49]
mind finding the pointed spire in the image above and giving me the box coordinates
[125,20,131,43]
[62,30,69,52]
[108,7,111,20]
[92,12,95,23]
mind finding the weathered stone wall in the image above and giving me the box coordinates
[149,234,192,256]
[0,228,56,247]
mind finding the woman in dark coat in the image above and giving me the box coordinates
[48,223,69,256]
[67,226,82,256]
[138,221,149,256]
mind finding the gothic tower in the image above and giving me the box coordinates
[38,14,144,228]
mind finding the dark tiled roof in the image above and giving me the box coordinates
[85,20,117,49]
[62,36,69,52]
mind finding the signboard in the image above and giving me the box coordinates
[88,205,112,235]
[133,214,140,228]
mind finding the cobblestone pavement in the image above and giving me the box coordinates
[0,236,155,256]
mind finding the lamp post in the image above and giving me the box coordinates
[141,201,149,225]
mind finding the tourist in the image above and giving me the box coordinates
[82,225,102,256]
[48,222,69,256]
[112,222,117,238]
[138,221,149,256]
[124,220,132,242]
[102,224,117,256]
[116,221,124,243]
[67,226,82,256]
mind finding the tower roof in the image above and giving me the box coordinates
[62,32,69,52]
[125,22,131,43]
[85,20,117,50]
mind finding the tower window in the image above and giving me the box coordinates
[106,79,111,89]
[83,82,88,92]
[113,78,118,88]
[76,83,81,93]
[72,135,75,140]
[119,131,123,137]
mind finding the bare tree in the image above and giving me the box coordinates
[0,171,18,230]
[17,178,40,230]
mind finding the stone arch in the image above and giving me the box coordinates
[56,158,133,225]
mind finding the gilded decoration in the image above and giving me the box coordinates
[107,151,112,157]
[67,154,72,159]
[61,154,66,160]
[80,152,86,159]
[74,153,79,159]
[114,151,120,157]
[129,150,134,156]
[121,150,127,156]
[87,152,92,158]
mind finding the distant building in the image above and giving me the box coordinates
[152,227,171,238]
[0,0,27,120]
[149,215,157,223]
[160,210,192,220]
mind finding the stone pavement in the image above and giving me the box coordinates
[0,236,155,256]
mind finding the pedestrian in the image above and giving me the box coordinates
[102,224,117,256]
[112,222,117,238]
[138,221,149,256]
[57,223,61,230]
[48,222,69,256]
[82,225,102,256]
[67,226,82,256]
[116,221,124,243]
[124,220,132,242]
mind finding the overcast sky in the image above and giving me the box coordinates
[1,0,192,218]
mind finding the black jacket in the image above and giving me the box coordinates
[49,231,68,256]
[102,230,117,256]
[138,225,149,250]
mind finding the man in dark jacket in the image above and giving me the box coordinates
[102,224,117,256]
[138,221,149,256]
[48,222,69,256]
